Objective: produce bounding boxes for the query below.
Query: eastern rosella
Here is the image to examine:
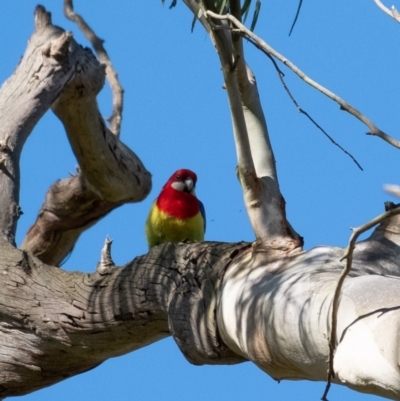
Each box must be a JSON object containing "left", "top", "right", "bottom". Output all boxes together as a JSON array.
[{"left": 145, "top": 169, "right": 206, "bottom": 249}]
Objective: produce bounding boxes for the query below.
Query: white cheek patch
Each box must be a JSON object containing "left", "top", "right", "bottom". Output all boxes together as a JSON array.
[{"left": 171, "top": 181, "right": 185, "bottom": 192}]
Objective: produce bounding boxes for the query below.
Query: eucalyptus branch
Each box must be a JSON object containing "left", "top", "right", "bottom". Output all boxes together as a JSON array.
[
  {"left": 323, "top": 204, "right": 400, "bottom": 400},
  {"left": 64, "top": 0, "right": 123, "bottom": 137},
  {"left": 373, "top": 0, "right": 400, "bottom": 22},
  {"left": 267, "top": 54, "right": 363, "bottom": 170},
  {"left": 225, "top": 0, "right": 278, "bottom": 181},
  {"left": 206, "top": 11, "right": 400, "bottom": 150},
  {"left": 201, "top": 6, "right": 255, "bottom": 177}
]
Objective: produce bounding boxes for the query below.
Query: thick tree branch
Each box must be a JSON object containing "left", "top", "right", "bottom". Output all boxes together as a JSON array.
[
  {"left": 324, "top": 202, "right": 400, "bottom": 398},
  {"left": 5, "top": 216, "right": 400, "bottom": 400},
  {"left": 217, "top": 212, "right": 400, "bottom": 401},
  {"left": 0, "top": 7, "right": 74, "bottom": 245},
  {"left": 64, "top": 0, "right": 124, "bottom": 136},
  {"left": 0, "top": 241, "right": 246, "bottom": 397},
  {"left": 229, "top": 0, "right": 278, "bottom": 181},
  {"left": 187, "top": 6, "right": 302, "bottom": 251},
  {"left": 17, "top": 7, "right": 151, "bottom": 265},
  {"left": 206, "top": 11, "right": 400, "bottom": 150}
]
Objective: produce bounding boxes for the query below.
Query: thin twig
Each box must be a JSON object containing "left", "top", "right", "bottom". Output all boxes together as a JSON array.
[
  {"left": 265, "top": 53, "right": 363, "bottom": 170},
  {"left": 206, "top": 11, "right": 400, "bottom": 150},
  {"left": 64, "top": 0, "right": 124, "bottom": 137},
  {"left": 322, "top": 204, "right": 400, "bottom": 400},
  {"left": 373, "top": 0, "right": 400, "bottom": 22}
]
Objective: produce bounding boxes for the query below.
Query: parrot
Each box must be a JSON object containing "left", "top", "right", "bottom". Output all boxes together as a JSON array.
[{"left": 145, "top": 169, "right": 206, "bottom": 249}]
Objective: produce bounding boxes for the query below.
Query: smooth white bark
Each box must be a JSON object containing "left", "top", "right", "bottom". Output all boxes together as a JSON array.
[{"left": 218, "top": 238, "right": 400, "bottom": 399}]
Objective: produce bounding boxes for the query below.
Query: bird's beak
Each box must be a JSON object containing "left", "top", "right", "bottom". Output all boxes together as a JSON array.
[{"left": 184, "top": 178, "right": 194, "bottom": 194}]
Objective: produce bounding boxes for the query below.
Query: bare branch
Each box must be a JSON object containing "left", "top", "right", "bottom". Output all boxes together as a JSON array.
[
  {"left": 229, "top": 0, "right": 279, "bottom": 181},
  {"left": 206, "top": 11, "right": 400, "bottom": 150},
  {"left": 200, "top": 5, "right": 256, "bottom": 180},
  {"left": 182, "top": 4, "right": 302, "bottom": 250},
  {"left": 267, "top": 54, "right": 363, "bottom": 170},
  {"left": 0, "top": 241, "right": 247, "bottom": 396},
  {"left": 18, "top": 10, "right": 151, "bottom": 266},
  {"left": 324, "top": 203, "right": 400, "bottom": 399},
  {"left": 0, "top": 6, "right": 75, "bottom": 244},
  {"left": 374, "top": 0, "right": 400, "bottom": 22},
  {"left": 64, "top": 0, "right": 123, "bottom": 137}
]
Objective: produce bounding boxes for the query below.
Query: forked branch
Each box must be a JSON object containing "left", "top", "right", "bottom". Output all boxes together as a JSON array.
[
  {"left": 191, "top": 3, "right": 301, "bottom": 249},
  {"left": 20, "top": 7, "right": 151, "bottom": 265}
]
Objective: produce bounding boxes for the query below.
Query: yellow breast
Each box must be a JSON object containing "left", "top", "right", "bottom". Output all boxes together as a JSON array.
[{"left": 145, "top": 203, "right": 204, "bottom": 248}]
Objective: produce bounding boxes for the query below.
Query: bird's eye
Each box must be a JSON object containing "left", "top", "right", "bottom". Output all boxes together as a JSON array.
[{"left": 176, "top": 174, "right": 181, "bottom": 180}]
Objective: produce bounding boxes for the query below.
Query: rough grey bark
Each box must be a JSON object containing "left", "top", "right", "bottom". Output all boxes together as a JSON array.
[
  {"left": 0, "top": 240, "right": 246, "bottom": 397},
  {"left": 0, "top": 11, "right": 74, "bottom": 245},
  {"left": 14, "top": 7, "right": 151, "bottom": 266}
]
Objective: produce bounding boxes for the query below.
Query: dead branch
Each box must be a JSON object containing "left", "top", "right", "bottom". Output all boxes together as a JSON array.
[
  {"left": 206, "top": 11, "right": 400, "bottom": 150},
  {"left": 64, "top": 0, "right": 123, "bottom": 137},
  {"left": 0, "top": 6, "right": 75, "bottom": 245},
  {"left": 19, "top": 7, "right": 151, "bottom": 266}
]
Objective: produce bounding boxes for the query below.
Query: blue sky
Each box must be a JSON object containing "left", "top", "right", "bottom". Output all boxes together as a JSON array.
[{"left": 1, "top": 1, "right": 399, "bottom": 400}]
